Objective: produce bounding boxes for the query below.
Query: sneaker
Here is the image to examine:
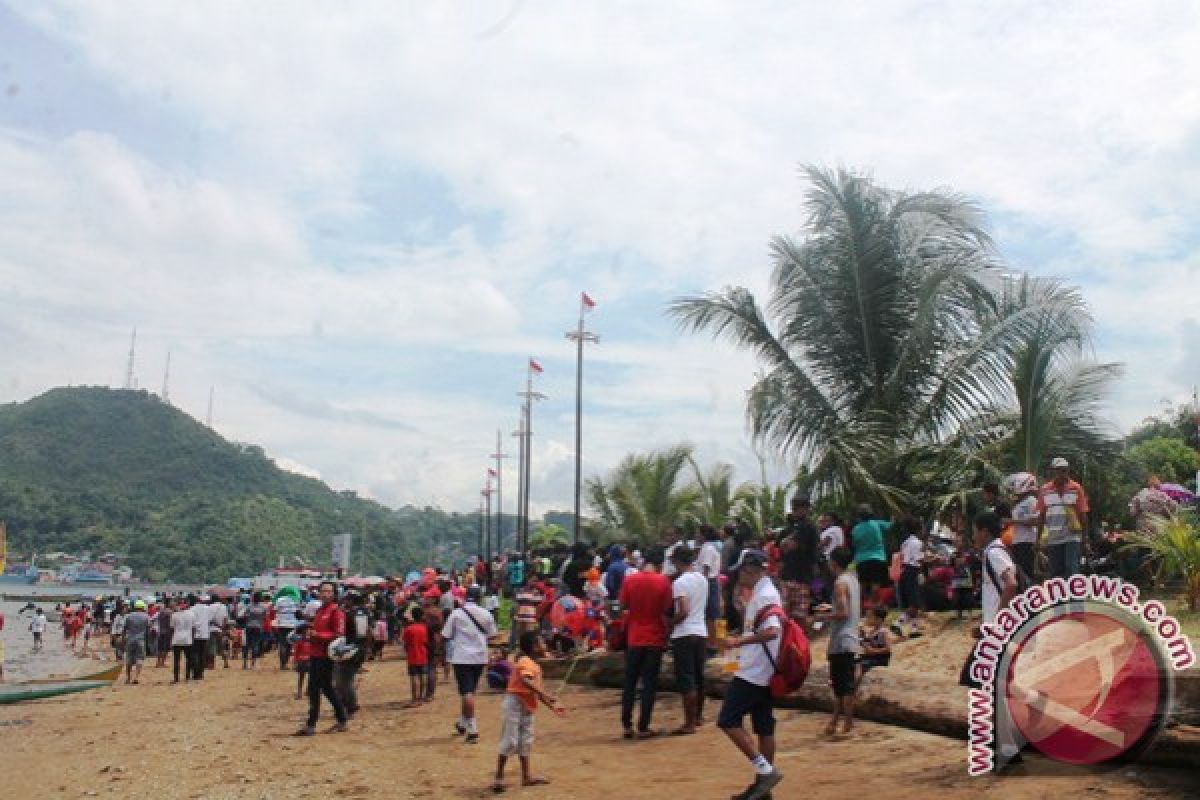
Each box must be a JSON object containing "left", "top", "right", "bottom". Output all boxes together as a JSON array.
[
  {"left": 745, "top": 771, "right": 783, "bottom": 800},
  {"left": 294, "top": 725, "right": 315, "bottom": 736},
  {"left": 465, "top": 732, "right": 480, "bottom": 744},
  {"left": 454, "top": 722, "right": 467, "bottom": 736}
]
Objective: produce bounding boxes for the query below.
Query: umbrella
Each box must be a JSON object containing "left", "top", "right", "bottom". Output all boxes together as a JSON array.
[
  {"left": 1160, "top": 483, "right": 1196, "bottom": 503},
  {"left": 273, "top": 585, "right": 303, "bottom": 603}
]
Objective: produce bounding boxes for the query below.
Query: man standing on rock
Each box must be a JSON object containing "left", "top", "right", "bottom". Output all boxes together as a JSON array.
[
  {"left": 716, "top": 549, "right": 784, "bottom": 800},
  {"left": 617, "top": 546, "right": 673, "bottom": 739},
  {"left": 297, "top": 581, "right": 349, "bottom": 735},
  {"left": 442, "top": 585, "right": 499, "bottom": 744}
]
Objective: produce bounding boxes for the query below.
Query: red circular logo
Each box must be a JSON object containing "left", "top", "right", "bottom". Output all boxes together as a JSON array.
[{"left": 1004, "top": 610, "right": 1164, "bottom": 765}]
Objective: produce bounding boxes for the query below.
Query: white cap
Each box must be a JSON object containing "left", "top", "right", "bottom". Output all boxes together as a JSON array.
[{"left": 1051, "top": 457, "right": 1069, "bottom": 469}]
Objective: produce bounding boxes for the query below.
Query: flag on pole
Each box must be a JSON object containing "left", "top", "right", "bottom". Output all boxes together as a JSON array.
[
  {"left": 581, "top": 291, "right": 596, "bottom": 312},
  {"left": 529, "top": 358, "right": 544, "bottom": 374},
  {"left": 488, "top": 468, "right": 497, "bottom": 477}
]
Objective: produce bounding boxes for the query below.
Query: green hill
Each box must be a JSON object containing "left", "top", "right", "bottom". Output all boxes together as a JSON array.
[{"left": 0, "top": 387, "right": 491, "bottom": 582}]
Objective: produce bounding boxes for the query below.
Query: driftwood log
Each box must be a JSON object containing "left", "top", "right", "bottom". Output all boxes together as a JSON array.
[{"left": 552, "top": 651, "right": 1200, "bottom": 768}]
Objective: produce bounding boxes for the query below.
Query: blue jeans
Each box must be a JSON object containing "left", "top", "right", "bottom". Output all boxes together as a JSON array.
[{"left": 1048, "top": 539, "right": 1081, "bottom": 579}]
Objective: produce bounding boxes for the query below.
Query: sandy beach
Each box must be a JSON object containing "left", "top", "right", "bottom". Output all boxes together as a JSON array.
[{"left": 2, "top": 641, "right": 1198, "bottom": 800}]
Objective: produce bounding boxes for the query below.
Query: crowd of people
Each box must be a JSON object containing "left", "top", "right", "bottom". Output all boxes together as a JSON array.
[{"left": 8, "top": 456, "right": 1186, "bottom": 798}]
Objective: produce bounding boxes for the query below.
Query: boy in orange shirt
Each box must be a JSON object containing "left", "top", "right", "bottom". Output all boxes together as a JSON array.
[{"left": 491, "top": 631, "right": 564, "bottom": 793}]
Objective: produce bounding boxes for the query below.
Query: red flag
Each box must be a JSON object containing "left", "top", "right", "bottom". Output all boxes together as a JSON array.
[
  {"left": 488, "top": 468, "right": 497, "bottom": 477},
  {"left": 529, "top": 358, "right": 544, "bottom": 374},
  {"left": 581, "top": 291, "right": 596, "bottom": 311}
]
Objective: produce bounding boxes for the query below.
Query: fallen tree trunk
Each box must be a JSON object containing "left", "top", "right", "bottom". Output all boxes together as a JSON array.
[{"left": 581, "top": 651, "right": 1199, "bottom": 767}]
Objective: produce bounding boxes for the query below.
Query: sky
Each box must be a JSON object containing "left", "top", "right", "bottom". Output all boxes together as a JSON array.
[{"left": 1, "top": 2, "right": 1198, "bottom": 515}]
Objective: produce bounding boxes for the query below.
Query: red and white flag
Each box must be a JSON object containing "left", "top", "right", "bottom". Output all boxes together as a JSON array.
[
  {"left": 529, "top": 358, "right": 544, "bottom": 374},
  {"left": 581, "top": 291, "right": 596, "bottom": 312}
]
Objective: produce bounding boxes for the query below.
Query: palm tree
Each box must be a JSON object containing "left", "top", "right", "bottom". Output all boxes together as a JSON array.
[
  {"left": 688, "top": 456, "right": 754, "bottom": 527},
  {"left": 733, "top": 482, "right": 792, "bottom": 537},
  {"left": 987, "top": 275, "right": 1122, "bottom": 473},
  {"left": 585, "top": 444, "right": 701, "bottom": 544},
  {"left": 670, "top": 166, "right": 1089, "bottom": 510},
  {"left": 1123, "top": 511, "right": 1200, "bottom": 611},
  {"left": 528, "top": 522, "right": 570, "bottom": 550}
]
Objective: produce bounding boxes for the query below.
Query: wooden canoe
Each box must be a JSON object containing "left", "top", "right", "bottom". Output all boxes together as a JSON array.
[
  {"left": 26, "top": 664, "right": 122, "bottom": 685},
  {"left": 0, "top": 679, "right": 110, "bottom": 705}
]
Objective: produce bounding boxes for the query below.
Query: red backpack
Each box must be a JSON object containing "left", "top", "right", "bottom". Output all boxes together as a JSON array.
[{"left": 752, "top": 604, "right": 811, "bottom": 698}]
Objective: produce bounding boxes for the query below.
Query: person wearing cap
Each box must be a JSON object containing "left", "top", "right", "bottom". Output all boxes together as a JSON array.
[
  {"left": 442, "top": 584, "right": 500, "bottom": 744},
  {"left": 716, "top": 548, "right": 784, "bottom": 800},
  {"left": 1037, "top": 457, "right": 1090, "bottom": 578},
  {"left": 123, "top": 599, "right": 151, "bottom": 684}
]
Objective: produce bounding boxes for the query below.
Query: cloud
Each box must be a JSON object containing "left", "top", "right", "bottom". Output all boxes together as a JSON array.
[{"left": 1, "top": 2, "right": 1198, "bottom": 513}]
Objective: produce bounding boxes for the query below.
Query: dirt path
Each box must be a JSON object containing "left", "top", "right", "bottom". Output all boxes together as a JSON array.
[{"left": 1, "top": 654, "right": 1197, "bottom": 800}]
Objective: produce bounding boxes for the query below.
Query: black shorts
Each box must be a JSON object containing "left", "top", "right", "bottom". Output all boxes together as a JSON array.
[
  {"left": 828, "top": 652, "right": 857, "bottom": 697},
  {"left": 671, "top": 635, "right": 707, "bottom": 693},
  {"left": 408, "top": 664, "right": 427, "bottom": 677},
  {"left": 717, "top": 677, "right": 775, "bottom": 736},
  {"left": 857, "top": 559, "right": 888, "bottom": 587},
  {"left": 899, "top": 565, "right": 921, "bottom": 609},
  {"left": 453, "top": 664, "right": 484, "bottom": 695},
  {"left": 705, "top": 578, "right": 721, "bottom": 621}
]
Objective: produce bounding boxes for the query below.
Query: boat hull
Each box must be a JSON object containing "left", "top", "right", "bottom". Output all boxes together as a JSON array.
[{"left": 0, "top": 680, "right": 110, "bottom": 705}]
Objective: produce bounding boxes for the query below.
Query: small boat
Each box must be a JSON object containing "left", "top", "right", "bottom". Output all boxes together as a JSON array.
[
  {"left": 26, "top": 664, "right": 122, "bottom": 685},
  {"left": 0, "top": 679, "right": 111, "bottom": 705}
]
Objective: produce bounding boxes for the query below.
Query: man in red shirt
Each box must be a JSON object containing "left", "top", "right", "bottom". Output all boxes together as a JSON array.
[
  {"left": 617, "top": 546, "right": 673, "bottom": 739},
  {"left": 296, "top": 581, "right": 349, "bottom": 735}
]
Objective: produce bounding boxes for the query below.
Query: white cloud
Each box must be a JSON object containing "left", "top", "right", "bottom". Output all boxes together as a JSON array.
[{"left": 2, "top": 2, "right": 1199, "bottom": 513}]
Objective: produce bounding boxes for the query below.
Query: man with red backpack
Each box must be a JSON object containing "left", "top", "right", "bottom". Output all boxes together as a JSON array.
[{"left": 716, "top": 549, "right": 785, "bottom": 800}]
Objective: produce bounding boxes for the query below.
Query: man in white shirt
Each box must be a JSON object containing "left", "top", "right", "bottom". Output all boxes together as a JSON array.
[
  {"left": 170, "top": 598, "right": 195, "bottom": 683},
  {"left": 189, "top": 595, "right": 210, "bottom": 680},
  {"left": 817, "top": 514, "right": 845, "bottom": 559},
  {"left": 898, "top": 518, "right": 926, "bottom": 631},
  {"left": 669, "top": 546, "right": 710, "bottom": 734},
  {"left": 716, "top": 550, "right": 784, "bottom": 800},
  {"left": 696, "top": 527, "right": 724, "bottom": 643},
  {"left": 441, "top": 585, "right": 499, "bottom": 744},
  {"left": 207, "top": 597, "right": 231, "bottom": 669},
  {"left": 975, "top": 512, "right": 1017, "bottom": 626}
]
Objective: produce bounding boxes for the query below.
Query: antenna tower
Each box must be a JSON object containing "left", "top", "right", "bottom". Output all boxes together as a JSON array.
[
  {"left": 161, "top": 351, "right": 172, "bottom": 405},
  {"left": 124, "top": 328, "right": 137, "bottom": 389},
  {"left": 206, "top": 386, "right": 214, "bottom": 427}
]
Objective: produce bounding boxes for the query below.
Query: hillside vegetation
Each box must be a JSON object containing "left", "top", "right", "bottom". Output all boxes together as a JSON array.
[{"left": 0, "top": 387, "right": 491, "bottom": 582}]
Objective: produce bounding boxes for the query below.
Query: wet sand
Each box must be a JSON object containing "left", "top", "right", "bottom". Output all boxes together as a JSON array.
[{"left": 2, "top": 648, "right": 1197, "bottom": 800}]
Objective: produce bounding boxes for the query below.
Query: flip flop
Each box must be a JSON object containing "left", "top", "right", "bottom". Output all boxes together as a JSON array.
[
  {"left": 491, "top": 781, "right": 507, "bottom": 793},
  {"left": 621, "top": 728, "right": 635, "bottom": 740},
  {"left": 522, "top": 777, "right": 550, "bottom": 786},
  {"left": 670, "top": 727, "right": 697, "bottom": 736},
  {"left": 635, "top": 730, "right": 661, "bottom": 740}
]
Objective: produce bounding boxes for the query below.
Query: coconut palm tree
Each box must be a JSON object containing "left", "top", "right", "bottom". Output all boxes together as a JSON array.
[
  {"left": 1123, "top": 511, "right": 1200, "bottom": 611},
  {"left": 688, "top": 456, "right": 754, "bottom": 527},
  {"left": 733, "top": 482, "right": 792, "bottom": 537},
  {"left": 585, "top": 444, "right": 701, "bottom": 544},
  {"left": 985, "top": 275, "right": 1122, "bottom": 473},
  {"left": 670, "top": 166, "right": 1088, "bottom": 510},
  {"left": 528, "top": 522, "right": 570, "bottom": 550}
]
